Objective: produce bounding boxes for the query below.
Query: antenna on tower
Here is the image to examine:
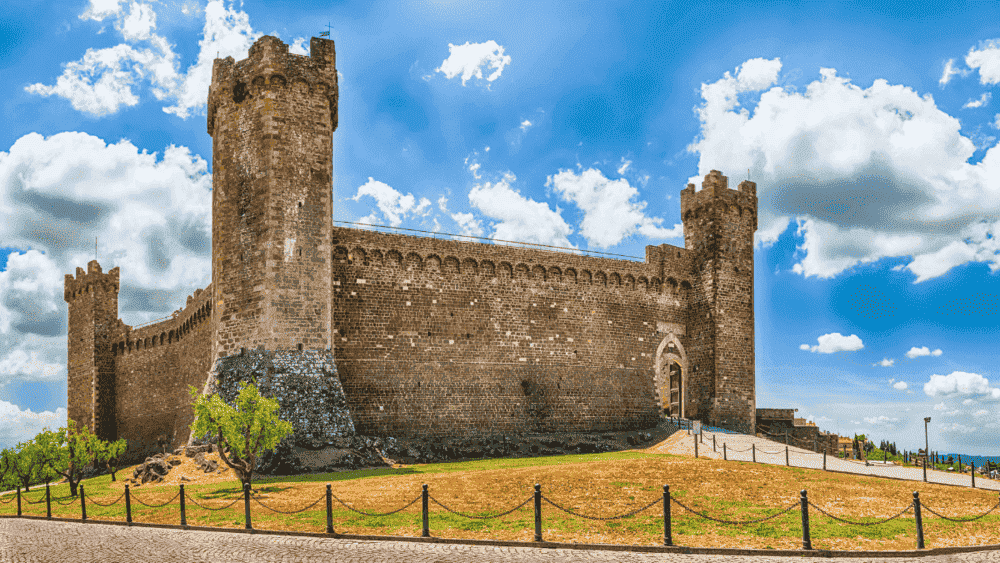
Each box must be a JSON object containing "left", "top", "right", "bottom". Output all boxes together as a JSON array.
[{"left": 319, "top": 22, "right": 332, "bottom": 37}]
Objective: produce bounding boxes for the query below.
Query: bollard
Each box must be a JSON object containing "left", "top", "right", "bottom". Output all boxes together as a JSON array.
[
  {"left": 800, "top": 490, "right": 812, "bottom": 550},
  {"left": 713, "top": 434, "right": 716, "bottom": 452},
  {"left": 663, "top": 484, "right": 672, "bottom": 546},
  {"left": 45, "top": 483, "right": 51, "bottom": 520},
  {"left": 959, "top": 455, "right": 962, "bottom": 472},
  {"left": 823, "top": 450, "right": 827, "bottom": 471},
  {"left": 244, "top": 483, "right": 252, "bottom": 531},
  {"left": 723, "top": 443, "right": 727, "bottom": 461},
  {"left": 16, "top": 487, "right": 21, "bottom": 517},
  {"left": 972, "top": 462, "right": 976, "bottom": 488},
  {"left": 179, "top": 484, "right": 186, "bottom": 527},
  {"left": 913, "top": 491, "right": 924, "bottom": 549},
  {"left": 125, "top": 484, "right": 132, "bottom": 525},
  {"left": 694, "top": 436, "right": 699, "bottom": 459},
  {"left": 80, "top": 485, "right": 87, "bottom": 522},
  {"left": 923, "top": 458, "right": 928, "bottom": 482},
  {"left": 786, "top": 446, "right": 790, "bottom": 466},
  {"left": 752, "top": 443, "right": 756, "bottom": 463},
  {"left": 422, "top": 484, "right": 429, "bottom": 537},
  {"left": 326, "top": 484, "right": 334, "bottom": 534},
  {"left": 884, "top": 449, "right": 887, "bottom": 464},
  {"left": 534, "top": 484, "right": 542, "bottom": 542}
]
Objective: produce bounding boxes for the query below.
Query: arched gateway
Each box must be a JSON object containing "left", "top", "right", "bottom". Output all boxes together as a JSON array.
[{"left": 654, "top": 334, "right": 687, "bottom": 417}]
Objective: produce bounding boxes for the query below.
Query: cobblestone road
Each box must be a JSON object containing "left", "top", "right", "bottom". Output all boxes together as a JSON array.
[{"left": 1, "top": 519, "right": 998, "bottom": 563}]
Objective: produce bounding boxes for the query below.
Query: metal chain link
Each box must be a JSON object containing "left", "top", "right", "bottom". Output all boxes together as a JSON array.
[
  {"left": 722, "top": 445, "right": 755, "bottom": 453},
  {"left": 670, "top": 497, "right": 799, "bottom": 525},
  {"left": 330, "top": 493, "right": 421, "bottom": 517},
  {"left": 0, "top": 494, "right": 16, "bottom": 504},
  {"left": 807, "top": 500, "right": 912, "bottom": 526},
  {"left": 757, "top": 449, "right": 785, "bottom": 455},
  {"left": 83, "top": 491, "right": 125, "bottom": 507},
  {"left": 429, "top": 494, "right": 533, "bottom": 520},
  {"left": 543, "top": 495, "right": 661, "bottom": 521},
  {"left": 922, "top": 500, "right": 1000, "bottom": 523},
  {"left": 250, "top": 493, "right": 325, "bottom": 515},
  {"left": 184, "top": 493, "right": 243, "bottom": 512},
  {"left": 130, "top": 490, "right": 181, "bottom": 508},
  {"left": 54, "top": 495, "right": 80, "bottom": 506},
  {"left": 21, "top": 494, "right": 48, "bottom": 505}
]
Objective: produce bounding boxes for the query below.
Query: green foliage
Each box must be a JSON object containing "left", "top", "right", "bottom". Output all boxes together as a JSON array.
[
  {"left": 34, "top": 420, "right": 106, "bottom": 496},
  {"left": 188, "top": 380, "right": 294, "bottom": 489},
  {"left": 93, "top": 438, "right": 129, "bottom": 481},
  {"left": 1, "top": 440, "right": 57, "bottom": 491}
]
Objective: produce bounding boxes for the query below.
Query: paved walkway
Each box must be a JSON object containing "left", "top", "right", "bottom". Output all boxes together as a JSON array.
[
  {"left": 648, "top": 427, "right": 1000, "bottom": 492},
  {"left": 1, "top": 519, "right": 998, "bottom": 562}
]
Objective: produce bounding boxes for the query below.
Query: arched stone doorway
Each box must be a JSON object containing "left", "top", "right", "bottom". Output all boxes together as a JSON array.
[{"left": 654, "top": 334, "right": 687, "bottom": 417}]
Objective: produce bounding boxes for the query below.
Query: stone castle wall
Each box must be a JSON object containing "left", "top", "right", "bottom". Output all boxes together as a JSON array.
[{"left": 328, "top": 227, "right": 691, "bottom": 437}]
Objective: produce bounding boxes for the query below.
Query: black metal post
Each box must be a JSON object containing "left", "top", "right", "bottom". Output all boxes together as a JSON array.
[
  {"left": 823, "top": 450, "right": 827, "bottom": 471},
  {"left": 16, "top": 487, "right": 20, "bottom": 517},
  {"left": 663, "top": 484, "right": 672, "bottom": 546},
  {"left": 534, "top": 484, "right": 542, "bottom": 542},
  {"left": 125, "top": 484, "right": 132, "bottom": 525},
  {"left": 694, "top": 435, "right": 699, "bottom": 458},
  {"left": 913, "top": 491, "right": 924, "bottom": 549},
  {"left": 752, "top": 443, "right": 756, "bottom": 463},
  {"left": 923, "top": 458, "right": 928, "bottom": 482},
  {"left": 972, "top": 462, "right": 976, "bottom": 488},
  {"left": 723, "top": 443, "right": 727, "bottom": 461},
  {"left": 326, "top": 484, "right": 334, "bottom": 534},
  {"left": 713, "top": 434, "right": 716, "bottom": 452},
  {"left": 422, "top": 484, "right": 429, "bottom": 537},
  {"left": 800, "top": 490, "right": 811, "bottom": 550},
  {"left": 243, "top": 483, "right": 252, "bottom": 531},
  {"left": 179, "top": 484, "right": 186, "bottom": 527},
  {"left": 45, "top": 483, "right": 51, "bottom": 519},
  {"left": 80, "top": 485, "right": 86, "bottom": 522},
  {"left": 786, "top": 446, "right": 790, "bottom": 466},
  {"left": 884, "top": 449, "right": 887, "bottom": 464},
  {"left": 959, "top": 454, "right": 962, "bottom": 472}
]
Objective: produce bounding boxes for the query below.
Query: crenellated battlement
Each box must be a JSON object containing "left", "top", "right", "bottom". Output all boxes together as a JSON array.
[
  {"left": 679, "top": 170, "right": 757, "bottom": 222},
  {"left": 64, "top": 260, "right": 120, "bottom": 303},
  {"left": 207, "top": 36, "right": 338, "bottom": 136}
]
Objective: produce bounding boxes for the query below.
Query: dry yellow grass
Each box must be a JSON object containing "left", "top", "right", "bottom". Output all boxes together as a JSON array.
[{"left": 60, "top": 449, "right": 998, "bottom": 552}]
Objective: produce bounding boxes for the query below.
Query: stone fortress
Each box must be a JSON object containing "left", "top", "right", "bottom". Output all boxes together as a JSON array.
[{"left": 65, "top": 35, "right": 759, "bottom": 466}]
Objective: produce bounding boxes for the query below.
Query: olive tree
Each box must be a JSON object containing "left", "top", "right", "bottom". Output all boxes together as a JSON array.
[
  {"left": 188, "top": 381, "right": 294, "bottom": 492},
  {"left": 34, "top": 420, "right": 105, "bottom": 497}
]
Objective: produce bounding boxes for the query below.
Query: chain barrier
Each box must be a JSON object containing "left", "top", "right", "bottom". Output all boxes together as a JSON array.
[
  {"left": 921, "top": 499, "right": 1000, "bottom": 523},
  {"left": 0, "top": 494, "right": 16, "bottom": 504},
  {"left": 542, "top": 495, "right": 661, "bottom": 521},
  {"left": 250, "top": 493, "right": 326, "bottom": 515},
  {"left": 21, "top": 494, "right": 48, "bottom": 505},
  {"left": 54, "top": 495, "right": 80, "bottom": 506},
  {"left": 184, "top": 494, "right": 242, "bottom": 512},
  {"left": 807, "top": 500, "right": 912, "bottom": 526},
  {"left": 429, "top": 495, "right": 533, "bottom": 520},
  {"left": 331, "top": 493, "right": 421, "bottom": 517},
  {"left": 722, "top": 445, "right": 755, "bottom": 453},
  {"left": 757, "top": 449, "right": 785, "bottom": 455},
  {"left": 671, "top": 497, "right": 799, "bottom": 525},
  {"left": 83, "top": 491, "right": 125, "bottom": 507},
  {"left": 130, "top": 490, "right": 181, "bottom": 508}
]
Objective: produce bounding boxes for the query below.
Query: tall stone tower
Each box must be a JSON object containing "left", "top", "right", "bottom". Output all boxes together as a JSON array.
[
  {"left": 207, "top": 36, "right": 338, "bottom": 360},
  {"left": 64, "top": 260, "right": 119, "bottom": 440},
  {"left": 680, "top": 170, "right": 757, "bottom": 433}
]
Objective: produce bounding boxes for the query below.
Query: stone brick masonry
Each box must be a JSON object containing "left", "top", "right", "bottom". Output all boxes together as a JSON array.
[{"left": 64, "top": 35, "right": 758, "bottom": 467}]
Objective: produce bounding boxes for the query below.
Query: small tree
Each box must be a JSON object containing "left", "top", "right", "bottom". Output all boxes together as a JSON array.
[
  {"left": 188, "top": 381, "right": 294, "bottom": 492},
  {"left": 34, "top": 420, "right": 105, "bottom": 497},
  {"left": 2, "top": 441, "right": 55, "bottom": 492},
  {"left": 94, "top": 438, "right": 129, "bottom": 482}
]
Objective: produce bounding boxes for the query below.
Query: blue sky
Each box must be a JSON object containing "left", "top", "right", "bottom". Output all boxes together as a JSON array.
[{"left": 1, "top": 0, "right": 999, "bottom": 455}]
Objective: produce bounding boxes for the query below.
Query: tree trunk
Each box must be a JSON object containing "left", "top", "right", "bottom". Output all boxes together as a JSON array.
[{"left": 69, "top": 480, "right": 78, "bottom": 497}]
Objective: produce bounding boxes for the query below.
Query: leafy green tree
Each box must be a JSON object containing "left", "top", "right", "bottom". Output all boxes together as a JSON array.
[
  {"left": 94, "top": 438, "right": 129, "bottom": 482},
  {"left": 2, "top": 441, "right": 55, "bottom": 492},
  {"left": 34, "top": 420, "right": 105, "bottom": 497},
  {"left": 188, "top": 381, "right": 294, "bottom": 491}
]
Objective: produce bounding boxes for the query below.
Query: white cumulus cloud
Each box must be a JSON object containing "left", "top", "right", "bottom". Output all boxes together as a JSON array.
[
  {"left": 966, "top": 39, "right": 1000, "bottom": 85},
  {"left": 875, "top": 358, "right": 895, "bottom": 367},
  {"left": 546, "top": 168, "right": 682, "bottom": 248},
  {"left": 520, "top": 119, "right": 532, "bottom": 132},
  {"left": 923, "top": 371, "right": 994, "bottom": 396},
  {"left": 864, "top": 415, "right": 899, "bottom": 424},
  {"left": 799, "top": 332, "right": 864, "bottom": 354},
  {"left": 906, "top": 346, "right": 943, "bottom": 358},
  {"left": 352, "top": 178, "right": 431, "bottom": 227},
  {"left": 689, "top": 58, "right": 1000, "bottom": 282},
  {"left": 79, "top": 0, "right": 125, "bottom": 22},
  {"left": 893, "top": 381, "right": 908, "bottom": 390},
  {"left": 468, "top": 173, "right": 573, "bottom": 248},
  {"left": 435, "top": 40, "right": 511, "bottom": 86},
  {"left": 963, "top": 92, "right": 992, "bottom": 109},
  {"left": 0, "top": 400, "right": 67, "bottom": 448}
]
